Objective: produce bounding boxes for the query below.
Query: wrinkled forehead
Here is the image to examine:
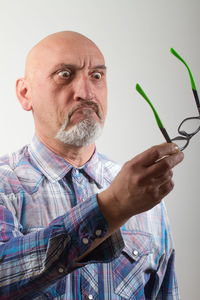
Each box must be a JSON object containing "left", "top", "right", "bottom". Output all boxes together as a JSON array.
[{"left": 25, "top": 33, "right": 105, "bottom": 77}]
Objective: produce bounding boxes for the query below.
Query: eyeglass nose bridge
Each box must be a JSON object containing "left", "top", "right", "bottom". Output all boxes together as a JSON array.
[{"left": 178, "top": 128, "right": 192, "bottom": 138}]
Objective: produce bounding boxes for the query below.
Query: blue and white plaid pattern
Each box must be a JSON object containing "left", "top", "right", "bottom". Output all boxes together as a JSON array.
[{"left": 0, "top": 135, "right": 179, "bottom": 299}]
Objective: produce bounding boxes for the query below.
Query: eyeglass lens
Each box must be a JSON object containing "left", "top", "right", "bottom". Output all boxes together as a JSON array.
[
  {"left": 171, "top": 117, "right": 200, "bottom": 150},
  {"left": 178, "top": 117, "right": 200, "bottom": 135}
]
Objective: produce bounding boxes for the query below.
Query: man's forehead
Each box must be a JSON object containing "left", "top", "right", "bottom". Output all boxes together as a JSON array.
[{"left": 25, "top": 31, "right": 105, "bottom": 75}]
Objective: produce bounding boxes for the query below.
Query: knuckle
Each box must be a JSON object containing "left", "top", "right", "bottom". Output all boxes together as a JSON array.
[
  {"left": 150, "top": 146, "right": 161, "bottom": 162},
  {"left": 166, "top": 181, "right": 173, "bottom": 192},
  {"left": 161, "top": 158, "right": 172, "bottom": 171},
  {"left": 164, "top": 171, "right": 173, "bottom": 181},
  {"left": 148, "top": 186, "right": 158, "bottom": 201},
  {"left": 161, "top": 180, "right": 174, "bottom": 196}
]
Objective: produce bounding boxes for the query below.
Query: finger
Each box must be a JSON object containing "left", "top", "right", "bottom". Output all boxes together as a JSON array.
[
  {"left": 155, "top": 151, "right": 184, "bottom": 171},
  {"left": 139, "top": 169, "right": 173, "bottom": 186},
  {"left": 155, "top": 169, "right": 173, "bottom": 179},
  {"left": 159, "top": 179, "right": 174, "bottom": 200},
  {"left": 144, "top": 151, "right": 184, "bottom": 180},
  {"left": 153, "top": 170, "right": 173, "bottom": 186},
  {"left": 133, "top": 143, "right": 180, "bottom": 167}
]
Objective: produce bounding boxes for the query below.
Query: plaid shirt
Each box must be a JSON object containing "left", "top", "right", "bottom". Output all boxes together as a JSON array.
[{"left": 0, "top": 136, "right": 179, "bottom": 299}]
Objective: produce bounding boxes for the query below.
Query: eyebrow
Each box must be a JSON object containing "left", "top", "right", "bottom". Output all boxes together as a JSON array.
[
  {"left": 91, "top": 65, "right": 107, "bottom": 70},
  {"left": 52, "top": 63, "right": 107, "bottom": 71}
]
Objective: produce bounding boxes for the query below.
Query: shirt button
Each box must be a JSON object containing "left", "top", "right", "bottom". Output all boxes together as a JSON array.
[
  {"left": 58, "top": 267, "right": 64, "bottom": 273},
  {"left": 88, "top": 295, "right": 93, "bottom": 300},
  {"left": 95, "top": 229, "right": 102, "bottom": 237},
  {"left": 82, "top": 237, "right": 89, "bottom": 245},
  {"left": 75, "top": 169, "right": 79, "bottom": 174},
  {"left": 132, "top": 249, "right": 139, "bottom": 257}
]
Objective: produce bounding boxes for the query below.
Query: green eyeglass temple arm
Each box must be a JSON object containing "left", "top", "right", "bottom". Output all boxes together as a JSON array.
[
  {"left": 136, "top": 84, "right": 171, "bottom": 143},
  {"left": 170, "top": 48, "right": 200, "bottom": 113}
]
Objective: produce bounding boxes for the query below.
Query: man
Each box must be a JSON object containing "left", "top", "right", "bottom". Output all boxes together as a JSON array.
[{"left": 0, "top": 31, "right": 183, "bottom": 299}]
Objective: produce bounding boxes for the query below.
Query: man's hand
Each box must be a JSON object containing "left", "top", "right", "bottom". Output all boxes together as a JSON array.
[
  {"left": 97, "top": 143, "right": 184, "bottom": 233},
  {"left": 78, "top": 143, "right": 183, "bottom": 262}
]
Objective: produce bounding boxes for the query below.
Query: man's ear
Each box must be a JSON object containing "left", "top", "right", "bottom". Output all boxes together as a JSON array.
[{"left": 16, "top": 78, "right": 32, "bottom": 111}]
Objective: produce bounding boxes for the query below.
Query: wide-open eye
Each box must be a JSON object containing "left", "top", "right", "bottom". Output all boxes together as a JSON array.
[
  {"left": 92, "top": 72, "right": 102, "bottom": 80},
  {"left": 58, "top": 70, "right": 71, "bottom": 79}
]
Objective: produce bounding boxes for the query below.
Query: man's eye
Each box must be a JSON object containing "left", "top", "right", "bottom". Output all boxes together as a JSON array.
[
  {"left": 92, "top": 72, "right": 102, "bottom": 80},
  {"left": 58, "top": 70, "right": 71, "bottom": 79}
]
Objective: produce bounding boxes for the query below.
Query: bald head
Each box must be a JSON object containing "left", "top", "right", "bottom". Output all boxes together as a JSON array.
[
  {"left": 16, "top": 30, "right": 107, "bottom": 152},
  {"left": 25, "top": 31, "right": 104, "bottom": 79}
]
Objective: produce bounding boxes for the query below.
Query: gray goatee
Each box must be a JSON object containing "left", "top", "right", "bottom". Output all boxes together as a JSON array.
[{"left": 56, "top": 108, "right": 103, "bottom": 147}]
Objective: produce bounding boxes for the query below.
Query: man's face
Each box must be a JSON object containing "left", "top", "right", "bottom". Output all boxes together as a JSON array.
[{"left": 25, "top": 33, "right": 107, "bottom": 146}]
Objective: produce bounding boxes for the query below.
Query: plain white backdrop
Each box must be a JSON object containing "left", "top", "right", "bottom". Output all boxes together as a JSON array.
[{"left": 0, "top": 1, "right": 199, "bottom": 298}]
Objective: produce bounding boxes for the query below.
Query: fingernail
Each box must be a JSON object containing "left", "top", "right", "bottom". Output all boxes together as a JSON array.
[{"left": 174, "top": 145, "right": 180, "bottom": 152}]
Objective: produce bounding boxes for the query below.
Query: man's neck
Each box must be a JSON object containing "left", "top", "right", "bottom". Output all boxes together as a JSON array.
[{"left": 36, "top": 133, "right": 96, "bottom": 167}]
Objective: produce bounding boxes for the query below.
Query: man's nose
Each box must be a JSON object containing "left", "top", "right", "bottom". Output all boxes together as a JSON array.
[{"left": 73, "top": 75, "right": 94, "bottom": 101}]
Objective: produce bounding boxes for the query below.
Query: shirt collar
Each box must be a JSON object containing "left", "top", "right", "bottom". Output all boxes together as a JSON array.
[
  {"left": 28, "top": 135, "right": 104, "bottom": 187},
  {"left": 83, "top": 150, "right": 104, "bottom": 188}
]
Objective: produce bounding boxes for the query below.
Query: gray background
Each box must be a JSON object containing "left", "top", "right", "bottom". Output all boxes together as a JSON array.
[{"left": 0, "top": 1, "right": 199, "bottom": 298}]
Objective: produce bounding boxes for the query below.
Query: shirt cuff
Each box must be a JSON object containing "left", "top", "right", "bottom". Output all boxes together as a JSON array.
[{"left": 62, "top": 194, "right": 124, "bottom": 267}]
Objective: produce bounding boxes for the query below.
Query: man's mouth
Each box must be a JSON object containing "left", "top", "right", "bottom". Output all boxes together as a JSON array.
[
  {"left": 73, "top": 106, "right": 96, "bottom": 114},
  {"left": 68, "top": 101, "right": 101, "bottom": 120}
]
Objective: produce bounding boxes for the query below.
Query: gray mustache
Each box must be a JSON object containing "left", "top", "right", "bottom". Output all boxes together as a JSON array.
[{"left": 68, "top": 100, "right": 102, "bottom": 119}]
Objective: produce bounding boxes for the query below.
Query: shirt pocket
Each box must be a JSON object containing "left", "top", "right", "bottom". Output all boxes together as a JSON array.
[{"left": 112, "top": 230, "right": 152, "bottom": 299}]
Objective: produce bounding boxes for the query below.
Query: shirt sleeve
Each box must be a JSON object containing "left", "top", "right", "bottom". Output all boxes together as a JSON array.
[{"left": 0, "top": 193, "right": 124, "bottom": 299}]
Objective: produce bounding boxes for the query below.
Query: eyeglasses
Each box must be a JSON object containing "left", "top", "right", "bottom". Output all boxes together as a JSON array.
[{"left": 136, "top": 48, "right": 200, "bottom": 151}]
